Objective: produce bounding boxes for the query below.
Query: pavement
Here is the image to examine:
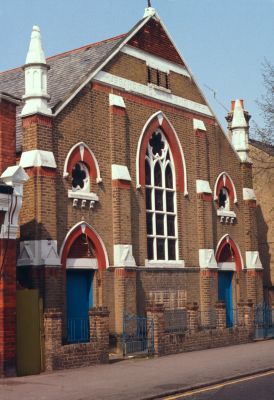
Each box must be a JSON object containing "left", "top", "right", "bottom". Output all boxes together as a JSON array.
[{"left": 1, "top": 340, "right": 273, "bottom": 400}]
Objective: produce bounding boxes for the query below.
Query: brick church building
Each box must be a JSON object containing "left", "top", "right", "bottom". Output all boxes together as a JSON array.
[{"left": 0, "top": 5, "right": 264, "bottom": 375}]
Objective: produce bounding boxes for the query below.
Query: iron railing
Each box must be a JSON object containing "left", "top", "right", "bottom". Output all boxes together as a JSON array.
[
  {"left": 123, "top": 314, "right": 154, "bottom": 355},
  {"left": 164, "top": 309, "right": 187, "bottom": 333},
  {"left": 254, "top": 303, "right": 274, "bottom": 339},
  {"left": 67, "top": 317, "right": 90, "bottom": 344},
  {"left": 198, "top": 310, "right": 217, "bottom": 330}
]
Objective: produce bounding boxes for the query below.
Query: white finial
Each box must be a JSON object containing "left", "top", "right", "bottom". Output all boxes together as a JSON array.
[
  {"left": 143, "top": 7, "right": 156, "bottom": 18},
  {"left": 25, "top": 25, "right": 46, "bottom": 65},
  {"left": 231, "top": 99, "right": 248, "bottom": 129},
  {"left": 21, "top": 25, "right": 52, "bottom": 117},
  {"left": 229, "top": 99, "right": 250, "bottom": 163},
  {"left": 144, "top": 1, "right": 156, "bottom": 18}
]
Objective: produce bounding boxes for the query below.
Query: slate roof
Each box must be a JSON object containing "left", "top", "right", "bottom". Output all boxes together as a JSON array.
[
  {"left": 0, "top": 34, "right": 126, "bottom": 151},
  {"left": 0, "top": 34, "right": 125, "bottom": 109},
  {"left": 250, "top": 138, "right": 274, "bottom": 157}
]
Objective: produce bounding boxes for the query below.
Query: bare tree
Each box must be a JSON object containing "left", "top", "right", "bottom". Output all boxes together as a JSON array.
[{"left": 252, "top": 60, "right": 274, "bottom": 146}]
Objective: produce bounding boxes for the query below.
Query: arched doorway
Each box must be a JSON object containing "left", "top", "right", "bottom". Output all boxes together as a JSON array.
[
  {"left": 216, "top": 236, "right": 243, "bottom": 327},
  {"left": 61, "top": 222, "right": 108, "bottom": 343}
]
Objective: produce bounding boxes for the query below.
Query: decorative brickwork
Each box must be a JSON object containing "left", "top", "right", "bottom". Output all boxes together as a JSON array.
[
  {"left": 129, "top": 18, "right": 185, "bottom": 66},
  {"left": 44, "top": 307, "right": 109, "bottom": 371}
]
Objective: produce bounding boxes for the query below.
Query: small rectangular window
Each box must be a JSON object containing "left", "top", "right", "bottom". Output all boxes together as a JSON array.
[
  {"left": 147, "top": 67, "right": 152, "bottom": 83},
  {"left": 147, "top": 67, "right": 170, "bottom": 90}
]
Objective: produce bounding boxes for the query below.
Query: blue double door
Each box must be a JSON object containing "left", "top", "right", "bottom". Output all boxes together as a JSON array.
[
  {"left": 67, "top": 270, "right": 94, "bottom": 343},
  {"left": 218, "top": 271, "right": 233, "bottom": 328}
]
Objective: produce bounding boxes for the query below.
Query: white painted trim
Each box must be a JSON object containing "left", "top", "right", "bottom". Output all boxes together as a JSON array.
[
  {"left": 193, "top": 118, "right": 206, "bottom": 131},
  {"left": 148, "top": 82, "right": 171, "bottom": 94},
  {"left": 53, "top": 15, "right": 153, "bottom": 116},
  {"left": 243, "top": 188, "right": 256, "bottom": 201},
  {"left": 95, "top": 71, "right": 213, "bottom": 117},
  {"left": 17, "top": 240, "right": 61, "bottom": 267},
  {"left": 136, "top": 111, "right": 188, "bottom": 196},
  {"left": 113, "top": 244, "right": 136, "bottom": 267},
  {"left": 217, "top": 262, "right": 236, "bottom": 271},
  {"left": 49, "top": 10, "right": 242, "bottom": 170},
  {"left": 213, "top": 171, "right": 238, "bottom": 203},
  {"left": 68, "top": 190, "right": 99, "bottom": 201},
  {"left": 215, "top": 234, "right": 244, "bottom": 270},
  {"left": 121, "top": 45, "right": 191, "bottom": 77},
  {"left": 199, "top": 249, "right": 217, "bottom": 269},
  {"left": 217, "top": 209, "right": 236, "bottom": 218},
  {"left": 1, "top": 166, "right": 29, "bottom": 196},
  {"left": 145, "top": 131, "right": 179, "bottom": 262},
  {"left": 59, "top": 221, "right": 109, "bottom": 268},
  {"left": 246, "top": 251, "right": 263, "bottom": 270},
  {"left": 145, "top": 259, "right": 185, "bottom": 268},
  {"left": 196, "top": 180, "right": 212, "bottom": 194},
  {"left": 66, "top": 258, "right": 98, "bottom": 269},
  {"left": 63, "top": 141, "right": 102, "bottom": 182},
  {"left": 20, "top": 150, "right": 57, "bottom": 169},
  {"left": 109, "top": 93, "right": 126, "bottom": 108},
  {"left": 111, "top": 164, "right": 131, "bottom": 181}
]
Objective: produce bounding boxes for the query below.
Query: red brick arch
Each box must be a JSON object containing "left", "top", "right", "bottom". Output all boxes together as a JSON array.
[
  {"left": 216, "top": 235, "right": 243, "bottom": 273},
  {"left": 60, "top": 222, "right": 108, "bottom": 270},
  {"left": 214, "top": 172, "right": 237, "bottom": 205},
  {"left": 137, "top": 112, "right": 187, "bottom": 193},
  {"left": 63, "top": 142, "right": 102, "bottom": 182}
]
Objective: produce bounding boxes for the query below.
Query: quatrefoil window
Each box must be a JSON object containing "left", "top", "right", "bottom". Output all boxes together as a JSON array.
[
  {"left": 71, "top": 162, "right": 90, "bottom": 192},
  {"left": 149, "top": 131, "right": 165, "bottom": 157}
]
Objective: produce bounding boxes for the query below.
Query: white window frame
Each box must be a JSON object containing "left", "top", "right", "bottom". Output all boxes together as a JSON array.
[{"left": 145, "top": 129, "right": 179, "bottom": 263}]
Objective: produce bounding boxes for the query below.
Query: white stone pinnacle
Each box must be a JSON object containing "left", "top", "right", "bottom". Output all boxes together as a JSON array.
[
  {"left": 21, "top": 25, "right": 52, "bottom": 117},
  {"left": 25, "top": 25, "right": 46, "bottom": 65},
  {"left": 230, "top": 99, "right": 250, "bottom": 162},
  {"left": 231, "top": 99, "right": 248, "bottom": 129}
]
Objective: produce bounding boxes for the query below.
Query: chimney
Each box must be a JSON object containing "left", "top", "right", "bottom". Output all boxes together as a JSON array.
[
  {"left": 226, "top": 99, "right": 251, "bottom": 163},
  {"left": 21, "top": 26, "right": 52, "bottom": 117}
]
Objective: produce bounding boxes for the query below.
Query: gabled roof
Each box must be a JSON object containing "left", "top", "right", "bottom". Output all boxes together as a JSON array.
[
  {"left": 250, "top": 138, "right": 274, "bottom": 157},
  {"left": 0, "top": 11, "right": 219, "bottom": 152}
]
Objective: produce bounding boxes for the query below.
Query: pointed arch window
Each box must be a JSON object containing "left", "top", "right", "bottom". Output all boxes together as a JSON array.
[
  {"left": 214, "top": 172, "right": 237, "bottom": 224},
  {"left": 145, "top": 129, "right": 178, "bottom": 262}
]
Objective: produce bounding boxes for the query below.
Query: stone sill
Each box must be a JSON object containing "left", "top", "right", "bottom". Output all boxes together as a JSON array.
[
  {"left": 148, "top": 82, "right": 172, "bottom": 94},
  {"left": 145, "top": 259, "right": 185, "bottom": 268}
]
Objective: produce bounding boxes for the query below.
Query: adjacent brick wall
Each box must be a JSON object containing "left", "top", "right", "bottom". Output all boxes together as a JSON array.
[
  {"left": 44, "top": 307, "right": 109, "bottom": 371},
  {"left": 0, "top": 240, "right": 17, "bottom": 377},
  {"left": 147, "top": 301, "right": 254, "bottom": 357},
  {"left": 250, "top": 143, "right": 274, "bottom": 303},
  {"left": 0, "top": 99, "right": 16, "bottom": 174}
]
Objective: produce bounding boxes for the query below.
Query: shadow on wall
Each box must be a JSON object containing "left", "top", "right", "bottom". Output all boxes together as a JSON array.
[{"left": 256, "top": 205, "right": 272, "bottom": 303}]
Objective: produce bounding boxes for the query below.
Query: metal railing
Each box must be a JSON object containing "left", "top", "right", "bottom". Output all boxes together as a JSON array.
[
  {"left": 164, "top": 309, "right": 187, "bottom": 333},
  {"left": 123, "top": 314, "right": 154, "bottom": 355},
  {"left": 198, "top": 309, "right": 217, "bottom": 330},
  {"left": 67, "top": 317, "right": 90, "bottom": 344}
]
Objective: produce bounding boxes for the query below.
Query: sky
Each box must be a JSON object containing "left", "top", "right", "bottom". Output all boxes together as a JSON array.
[{"left": 0, "top": 0, "right": 273, "bottom": 131}]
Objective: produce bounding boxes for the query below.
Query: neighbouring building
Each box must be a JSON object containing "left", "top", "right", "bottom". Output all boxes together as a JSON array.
[
  {"left": 0, "top": 5, "right": 264, "bottom": 375},
  {"left": 250, "top": 139, "right": 274, "bottom": 304}
]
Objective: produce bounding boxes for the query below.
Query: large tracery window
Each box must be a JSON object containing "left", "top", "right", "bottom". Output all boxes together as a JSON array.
[{"left": 145, "top": 129, "right": 178, "bottom": 262}]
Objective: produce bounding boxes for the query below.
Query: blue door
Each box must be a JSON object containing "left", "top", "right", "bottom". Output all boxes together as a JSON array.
[
  {"left": 218, "top": 271, "right": 233, "bottom": 327},
  {"left": 67, "top": 270, "right": 94, "bottom": 343}
]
